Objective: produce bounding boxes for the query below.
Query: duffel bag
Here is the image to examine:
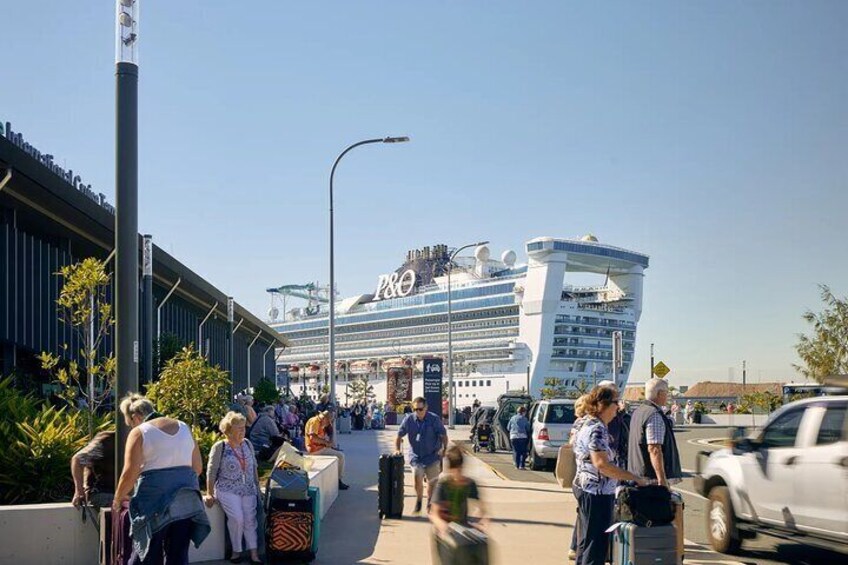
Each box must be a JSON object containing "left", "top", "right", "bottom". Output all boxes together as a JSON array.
[{"left": 615, "top": 485, "right": 674, "bottom": 527}]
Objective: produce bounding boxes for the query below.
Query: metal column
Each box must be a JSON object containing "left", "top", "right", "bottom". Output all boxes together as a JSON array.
[{"left": 141, "top": 235, "right": 153, "bottom": 385}]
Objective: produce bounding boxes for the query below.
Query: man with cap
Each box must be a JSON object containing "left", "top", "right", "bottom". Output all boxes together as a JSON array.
[{"left": 305, "top": 410, "right": 349, "bottom": 490}]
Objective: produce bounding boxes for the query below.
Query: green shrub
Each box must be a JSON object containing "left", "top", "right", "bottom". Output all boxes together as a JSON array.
[
  {"left": 192, "top": 425, "right": 222, "bottom": 490},
  {"left": 0, "top": 403, "right": 112, "bottom": 505},
  {"left": 253, "top": 377, "right": 281, "bottom": 406},
  {"left": 146, "top": 345, "right": 231, "bottom": 428}
]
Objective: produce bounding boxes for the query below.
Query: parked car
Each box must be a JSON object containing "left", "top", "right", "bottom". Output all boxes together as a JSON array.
[
  {"left": 527, "top": 399, "right": 576, "bottom": 470},
  {"left": 695, "top": 395, "right": 848, "bottom": 554}
]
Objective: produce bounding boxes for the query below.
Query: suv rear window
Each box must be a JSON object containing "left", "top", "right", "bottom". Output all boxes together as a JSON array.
[{"left": 544, "top": 404, "right": 575, "bottom": 424}]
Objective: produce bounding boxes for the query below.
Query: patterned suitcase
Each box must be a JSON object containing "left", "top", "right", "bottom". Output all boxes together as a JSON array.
[
  {"left": 266, "top": 498, "right": 315, "bottom": 563},
  {"left": 611, "top": 522, "right": 677, "bottom": 565}
]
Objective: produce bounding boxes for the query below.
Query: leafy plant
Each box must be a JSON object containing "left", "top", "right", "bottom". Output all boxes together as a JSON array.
[
  {"left": 693, "top": 401, "right": 707, "bottom": 414},
  {"left": 146, "top": 345, "right": 231, "bottom": 428},
  {"left": 794, "top": 285, "right": 848, "bottom": 384},
  {"left": 253, "top": 377, "right": 281, "bottom": 406},
  {"left": 38, "top": 257, "right": 115, "bottom": 438},
  {"left": 0, "top": 401, "right": 112, "bottom": 505},
  {"left": 192, "top": 425, "right": 222, "bottom": 489}
]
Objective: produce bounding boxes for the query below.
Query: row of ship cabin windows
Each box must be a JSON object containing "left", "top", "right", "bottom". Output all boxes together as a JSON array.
[{"left": 453, "top": 380, "right": 492, "bottom": 388}]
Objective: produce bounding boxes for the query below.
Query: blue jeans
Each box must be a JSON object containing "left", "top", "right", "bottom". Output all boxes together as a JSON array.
[
  {"left": 129, "top": 518, "right": 193, "bottom": 565},
  {"left": 511, "top": 437, "right": 529, "bottom": 468}
]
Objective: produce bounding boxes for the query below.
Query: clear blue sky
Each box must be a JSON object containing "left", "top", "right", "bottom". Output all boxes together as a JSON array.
[{"left": 3, "top": 1, "right": 847, "bottom": 386}]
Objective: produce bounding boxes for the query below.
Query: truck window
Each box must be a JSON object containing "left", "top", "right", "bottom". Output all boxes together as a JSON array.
[
  {"left": 816, "top": 405, "right": 847, "bottom": 446},
  {"left": 761, "top": 409, "right": 804, "bottom": 449},
  {"left": 544, "top": 404, "right": 576, "bottom": 424}
]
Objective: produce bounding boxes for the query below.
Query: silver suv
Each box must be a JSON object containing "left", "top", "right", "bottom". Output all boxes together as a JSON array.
[
  {"left": 527, "top": 399, "right": 576, "bottom": 470},
  {"left": 695, "top": 396, "right": 848, "bottom": 554}
]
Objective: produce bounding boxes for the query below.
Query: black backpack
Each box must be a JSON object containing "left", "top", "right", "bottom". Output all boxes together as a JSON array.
[{"left": 615, "top": 485, "right": 675, "bottom": 527}]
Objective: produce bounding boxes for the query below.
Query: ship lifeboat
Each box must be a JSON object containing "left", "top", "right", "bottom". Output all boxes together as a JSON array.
[
  {"left": 289, "top": 365, "right": 300, "bottom": 374},
  {"left": 350, "top": 360, "right": 372, "bottom": 375},
  {"left": 307, "top": 364, "right": 322, "bottom": 376}
]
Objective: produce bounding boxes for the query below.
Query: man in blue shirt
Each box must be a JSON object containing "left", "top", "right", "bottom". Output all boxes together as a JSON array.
[{"left": 395, "top": 396, "right": 448, "bottom": 513}]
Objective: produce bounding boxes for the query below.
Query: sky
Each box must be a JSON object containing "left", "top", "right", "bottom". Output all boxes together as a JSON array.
[{"left": 2, "top": 1, "right": 847, "bottom": 386}]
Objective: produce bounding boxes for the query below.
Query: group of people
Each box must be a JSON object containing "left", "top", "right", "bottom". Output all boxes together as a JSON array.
[
  {"left": 345, "top": 399, "right": 383, "bottom": 430},
  {"left": 568, "top": 377, "right": 682, "bottom": 565},
  {"left": 71, "top": 390, "right": 357, "bottom": 565}
]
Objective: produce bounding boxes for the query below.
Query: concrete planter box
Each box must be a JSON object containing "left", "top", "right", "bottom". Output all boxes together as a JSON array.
[{"left": 0, "top": 456, "right": 339, "bottom": 564}]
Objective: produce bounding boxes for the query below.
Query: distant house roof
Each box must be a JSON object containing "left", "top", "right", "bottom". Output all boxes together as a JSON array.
[{"left": 683, "top": 381, "right": 783, "bottom": 399}]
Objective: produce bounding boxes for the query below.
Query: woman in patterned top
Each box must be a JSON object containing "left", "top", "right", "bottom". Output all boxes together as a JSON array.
[
  {"left": 206, "top": 412, "right": 262, "bottom": 564},
  {"left": 572, "top": 387, "right": 650, "bottom": 565}
]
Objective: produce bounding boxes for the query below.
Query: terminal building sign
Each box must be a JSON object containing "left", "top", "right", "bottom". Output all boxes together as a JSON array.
[{"left": 0, "top": 120, "right": 115, "bottom": 215}]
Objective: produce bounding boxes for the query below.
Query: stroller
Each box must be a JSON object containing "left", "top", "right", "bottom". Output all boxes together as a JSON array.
[
  {"left": 472, "top": 422, "right": 495, "bottom": 453},
  {"left": 469, "top": 406, "right": 497, "bottom": 453}
]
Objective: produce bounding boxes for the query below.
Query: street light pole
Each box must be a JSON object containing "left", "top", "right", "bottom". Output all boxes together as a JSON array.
[
  {"left": 328, "top": 136, "right": 409, "bottom": 407},
  {"left": 650, "top": 342, "right": 655, "bottom": 379},
  {"left": 114, "top": 0, "right": 140, "bottom": 478},
  {"left": 447, "top": 240, "right": 489, "bottom": 428}
]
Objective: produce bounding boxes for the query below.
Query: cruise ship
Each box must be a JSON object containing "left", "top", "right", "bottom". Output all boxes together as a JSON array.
[{"left": 268, "top": 236, "right": 649, "bottom": 407}]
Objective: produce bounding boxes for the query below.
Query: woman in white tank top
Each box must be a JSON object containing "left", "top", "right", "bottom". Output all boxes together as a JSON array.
[{"left": 113, "top": 394, "right": 207, "bottom": 564}]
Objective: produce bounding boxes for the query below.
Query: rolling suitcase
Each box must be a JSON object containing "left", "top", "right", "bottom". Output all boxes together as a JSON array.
[
  {"left": 266, "top": 497, "right": 315, "bottom": 564},
  {"left": 671, "top": 491, "right": 685, "bottom": 564},
  {"left": 338, "top": 414, "right": 352, "bottom": 434},
  {"left": 378, "top": 453, "right": 404, "bottom": 519},
  {"left": 610, "top": 522, "right": 677, "bottom": 565},
  {"left": 435, "top": 522, "right": 489, "bottom": 565},
  {"left": 308, "top": 486, "right": 321, "bottom": 556}
]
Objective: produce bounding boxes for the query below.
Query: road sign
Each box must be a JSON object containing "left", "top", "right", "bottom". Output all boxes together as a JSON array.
[{"left": 653, "top": 361, "right": 670, "bottom": 378}]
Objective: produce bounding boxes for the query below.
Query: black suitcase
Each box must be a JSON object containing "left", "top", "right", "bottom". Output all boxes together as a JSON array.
[
  {"left": 378, "top": 453, "right": 404, "bottom": 519},
  {"left": 266, "top": 497, "right": 315, "bottom": 564}
]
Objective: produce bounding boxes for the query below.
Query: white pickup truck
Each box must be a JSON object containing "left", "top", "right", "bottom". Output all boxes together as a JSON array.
[{"left": 695, "top": 396, "right": 848, "bottom": 554}]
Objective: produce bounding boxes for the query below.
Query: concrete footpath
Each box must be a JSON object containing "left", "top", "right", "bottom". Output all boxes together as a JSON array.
[{"left": 204, "top": 426, "right": 741, "bottom": 564}]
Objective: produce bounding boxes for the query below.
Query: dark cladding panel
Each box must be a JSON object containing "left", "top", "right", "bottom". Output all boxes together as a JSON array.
[{"left": 0, "top": 220, "right": 8, "bottom": 342}]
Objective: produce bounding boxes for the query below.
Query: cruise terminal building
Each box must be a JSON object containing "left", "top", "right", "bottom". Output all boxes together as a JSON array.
[{"left": 0, "top": 120, "right": 283, "bottom": 394}]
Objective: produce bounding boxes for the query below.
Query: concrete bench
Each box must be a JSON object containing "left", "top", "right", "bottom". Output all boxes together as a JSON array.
[{"left": 0, "top": 456, "right": 339, "bottom": 565}]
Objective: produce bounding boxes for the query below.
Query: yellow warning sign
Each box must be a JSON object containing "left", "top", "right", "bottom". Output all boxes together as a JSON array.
[{"left": 653, "top": 361, "right": 670, "bottom": 378}]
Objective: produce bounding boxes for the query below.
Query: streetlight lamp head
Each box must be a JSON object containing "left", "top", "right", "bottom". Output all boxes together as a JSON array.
[
  {"left": 476, "top": 240, "right": 490, "bottom": 246},
  {"left": 382, "top": 136, "right": 410, "bottom": 143}
]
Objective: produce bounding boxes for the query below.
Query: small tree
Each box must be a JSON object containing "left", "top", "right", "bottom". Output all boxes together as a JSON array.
[
  {"left": 794, "top": 285, "right": 848, "bottom": 384},
  {"left": 146, "top": 346, "right": 231, "bottom": 428},
  {"left": 38, "top": 258, "right": 115, "bottom": 438},
  {"left": 347, "top": 376, "right": 375, "bottom": 404},
  {"left": 253, "top": 377, "right": 281, "bottom": 405}
]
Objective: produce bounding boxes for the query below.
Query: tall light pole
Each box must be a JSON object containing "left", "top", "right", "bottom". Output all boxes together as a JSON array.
[
  {"left": 328, "top": 136, "right": 409, "bottom": 406},
  {"left": 115, "top": 0, "right": 140, "bottom": 477},
  {"left": 447, "top": 240, "right": 489, "bottom": 428},
  {"left": 650, "top": 342, "right": 655, "bottom": 379}
]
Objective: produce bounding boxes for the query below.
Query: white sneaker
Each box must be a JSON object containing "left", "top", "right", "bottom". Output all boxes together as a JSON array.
[{"left": 567, "top": 549, "right": 576, "bottom": 560}]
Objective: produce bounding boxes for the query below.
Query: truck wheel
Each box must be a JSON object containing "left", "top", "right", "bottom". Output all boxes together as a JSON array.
[
  {"left": 529, "top": 446, "right": 545, "bottom": 470},
  {"left": 707, "top": 486, "right": 742, "bottom": 554}
]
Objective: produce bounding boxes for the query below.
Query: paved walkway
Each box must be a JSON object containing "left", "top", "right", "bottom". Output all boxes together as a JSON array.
[{"left": 203, "top": 426, "right": 741, "bottom": 564}]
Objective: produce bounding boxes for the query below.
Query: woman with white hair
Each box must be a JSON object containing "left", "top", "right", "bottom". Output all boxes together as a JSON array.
[
  {"left": 206, "top": 412, "right": 262, "bottom": 564},
  {"left": 113, "top": 393, "right": 209, "bottom": 564}
]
